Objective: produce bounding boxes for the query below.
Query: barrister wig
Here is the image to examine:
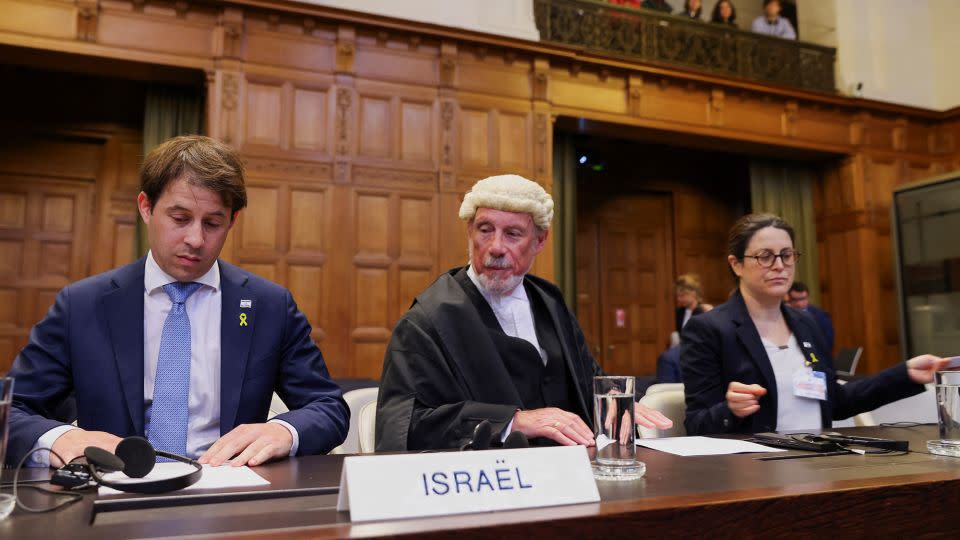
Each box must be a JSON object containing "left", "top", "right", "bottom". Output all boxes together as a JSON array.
[{"left": 458, "top": 174, "right": 554, "bottom": 230}]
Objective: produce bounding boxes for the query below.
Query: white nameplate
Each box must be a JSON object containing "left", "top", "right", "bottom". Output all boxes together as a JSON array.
[{"left": 336, "top": 446, "right": 600, "bottom": 522}]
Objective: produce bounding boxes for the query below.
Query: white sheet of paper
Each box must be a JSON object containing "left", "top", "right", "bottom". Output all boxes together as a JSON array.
[
  {"left": 637, "top": 436, "right": 786, "bottom": 456},
  {"left": 98, "top": 462, "right": 270, "bottom": 495}
]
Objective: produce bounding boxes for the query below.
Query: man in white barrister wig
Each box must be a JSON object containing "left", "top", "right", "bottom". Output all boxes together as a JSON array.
[{"left": 376, "top": 174, "right": 673, "bottom": 451}]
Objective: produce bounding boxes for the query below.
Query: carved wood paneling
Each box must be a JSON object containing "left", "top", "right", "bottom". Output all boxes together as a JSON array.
[{"left": 3, "top": 0, "right": 959, "bottom": 378}]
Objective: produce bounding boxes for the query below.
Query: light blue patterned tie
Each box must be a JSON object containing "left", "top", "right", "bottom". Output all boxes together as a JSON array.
[{"left": 148, "top": 281, "right": 202, "bottom": 457}]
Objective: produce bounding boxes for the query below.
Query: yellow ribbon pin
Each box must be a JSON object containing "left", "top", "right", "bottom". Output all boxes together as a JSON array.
[
  {"left": 807, "top": 352, "right": 819, "bottom": 367},
  {"left": 239, "top": 313, "right": 248, "bottom": 327}
]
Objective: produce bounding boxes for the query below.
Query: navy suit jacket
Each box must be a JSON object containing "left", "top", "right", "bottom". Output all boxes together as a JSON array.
[
  {"left": 6, "top": 257, "right": 349, "bottom": 466},
  {"left": 655, "top": 346, "right": 683, "bottom": 384},
  {"left": 680, "top": 290, "right": 923, "bottom": 435}
]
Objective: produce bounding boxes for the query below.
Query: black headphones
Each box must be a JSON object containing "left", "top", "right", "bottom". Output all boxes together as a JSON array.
[
  {"left": 83, "top": 436, "right": 203, "bottom": 494},
  {"left": 13, "top": 436, "right": 205, "bottom": 513}
]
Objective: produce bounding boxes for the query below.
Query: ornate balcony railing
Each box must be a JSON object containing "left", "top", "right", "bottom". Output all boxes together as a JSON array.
[{"left": 533, "top": 0, "right": 836, "bottom": 93}]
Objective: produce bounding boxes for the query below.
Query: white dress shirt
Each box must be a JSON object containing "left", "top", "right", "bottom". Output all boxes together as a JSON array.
[
  {"left": 681, "top": 308, "right": 693, "bottom": 329},
  {"left": 764, "top": 334, "right": 821, "bottom": 431},
  {"left": 467, "top": 265, "right": 546, "bottom": 364},
  {"left": 31, "top": 252, "right": 298, "bottom": 465}
]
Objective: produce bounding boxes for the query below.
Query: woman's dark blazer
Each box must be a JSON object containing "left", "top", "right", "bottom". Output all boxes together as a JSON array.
[{"left": 680, "top": 290, "right": 924, "bottom": 435}]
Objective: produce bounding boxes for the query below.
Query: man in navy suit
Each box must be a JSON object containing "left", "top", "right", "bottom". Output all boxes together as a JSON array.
[
  {"left": 785, "top": 281, "right": 835, "bottom": 352},
  {"left": 6, "top": 135, "right": 348, "bottom": 468}
]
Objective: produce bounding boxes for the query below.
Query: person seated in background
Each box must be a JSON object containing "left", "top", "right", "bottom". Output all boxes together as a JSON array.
[
  {"left": 641, "top": 0, "right": 672, "bottom": 13},
  {"left": 675, "top": 273, "right": 712, "bottom": 332},
  {"left": 656, "top": 332, "right": 683, "bottom": 384},
  {"left": 679, "top": 0, "right": 703, "bottom": 20},
  {"left": 785, "top": 281, "right": 834, "bottom": 353},
  {"left": 681, "top": 213, "right": 950, "bottom": 436},
  {"left": 6, "top": 135, "right": 349, "bottom": 468},
  {"left": 711, "top": 0, "right": 738, "bottom": 26},
  {"left": 375, "top": 175, "right": 673, "bottom": 451},
  {"left": 751, "top": 0, "right": 796, "bottom": 40}
]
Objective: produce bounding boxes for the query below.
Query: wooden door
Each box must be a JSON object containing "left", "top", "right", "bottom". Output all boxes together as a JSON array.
[
  {"left": 0, "top": 130, "right": 141, "bottom": 373},
  {"left": 579, "top": 193, "right": 674, "bottom": 375}
]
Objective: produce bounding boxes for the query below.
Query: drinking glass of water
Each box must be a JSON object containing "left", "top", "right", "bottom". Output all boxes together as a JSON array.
[
  {"left": 0, "top": 377, "right": 14, "bottom": 519},
  {"left": 929, "top": 371, "right": 960, "bottom": 457},
  {"left": 592, "top": 376, "right": 645, "bottom": 480}
]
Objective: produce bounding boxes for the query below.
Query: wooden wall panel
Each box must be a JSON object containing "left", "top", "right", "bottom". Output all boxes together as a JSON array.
[
  {"left": 292, "top": 88, "right": 329, "bottom": 153},
  {"left": 5, "top": 0, "right": 959, "bottom": 379},
  {"left": 550, "top": 70, "right": 627, "bottom": 115},
  {"left": 459, "top": 108, "right": 490, "bottom": 168},
  {"left": 288, "top": 264, "right": 324, "bottom": 333},
  {"left": 289, "top": 189, "right": 327, "bottom": 252},
  {"left": 672, "top": 191, "right": 736, "bottom": 306},
  {"left": 354, "top": 43, "right": 438, "bottom": 87},
  {"left": 0, "top": 0, "right": 75, "bottom": 40},
  {"left": 795, "top": 106, "right": 849, "bottom": 147},
  {"left": 457, "top": 51, "right": 532, "bottom": 100},
  {"left": 97, "top": 7, "right": 217, "bottom": 60},
  {"left": 239, "top": 185, "right": 280, "bottom": 252},
  {"left": 346, "top": 189, "right": 437, "bottom": 378},
  {"left": 400, "top": 101, "right": 433, "bottom": 164},
  {"left": 641, "top": 83, "right": 710, "bottom": 127},
  {"left": 242, "top": 263, "right": 276, "bottom": 282},
  {"left": 0, "top": 127, "right": 137, "bottom": 373},
  {"left": 357, "top": 96, "right": 391, "bottom": 159},
  {"left": 498, "top": 111, "right": 530, "bottom": 170},
  {"left": 722, "top": 97, "right": 785, "bottom": 138},
  {"left": 244, "top": 28, "right": 336, "bottom": 73},
  {"left": 244, "top": 81, "right": 285, "bottom": 148}
]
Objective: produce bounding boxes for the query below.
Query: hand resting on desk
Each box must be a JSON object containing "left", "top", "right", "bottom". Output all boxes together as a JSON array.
[
  {"left": 49, "top": 428, "right": 123, "bottom": 468},
  {"left": 199, "top": 422, "right": 293, "bottom": 467}
]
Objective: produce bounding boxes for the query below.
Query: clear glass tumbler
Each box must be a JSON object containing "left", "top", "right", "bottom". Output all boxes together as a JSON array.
[{"left": 592, "top": 376, "right": 645, "bottom": 480}]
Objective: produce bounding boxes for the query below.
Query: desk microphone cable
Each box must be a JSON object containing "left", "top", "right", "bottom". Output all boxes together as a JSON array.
[{"left": 12, "top": 448, "right": 88, "bottom": 513}]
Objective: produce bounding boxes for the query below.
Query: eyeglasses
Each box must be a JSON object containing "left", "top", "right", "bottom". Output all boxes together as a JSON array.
[{"left": 742, "top": 249, "right": 800, "bottom": 268}]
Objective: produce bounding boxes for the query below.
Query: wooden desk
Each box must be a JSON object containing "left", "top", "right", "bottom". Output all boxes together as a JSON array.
[{"left": 3, "top": 426, "right": 959, "bottom": 539}]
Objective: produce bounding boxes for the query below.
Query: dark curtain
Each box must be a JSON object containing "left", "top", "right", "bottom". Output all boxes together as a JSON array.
[
  {"left": 749, "top": 160, "right": 820, "bottom": 304},
  {"left": 553, "top": 133, "right": 578, "bottom": 309},
  {"left": 136, "top": 84, "right": 204, "bottom": 258}
]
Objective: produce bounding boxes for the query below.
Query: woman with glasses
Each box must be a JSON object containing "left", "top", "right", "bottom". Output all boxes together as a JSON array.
[{"left": 681, "top": 213, "right": 950, "bottom": 435}]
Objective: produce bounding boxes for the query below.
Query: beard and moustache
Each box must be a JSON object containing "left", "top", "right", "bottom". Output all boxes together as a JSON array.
[{"left": 469, "top": 244, "right": 527, "bottom": 296}]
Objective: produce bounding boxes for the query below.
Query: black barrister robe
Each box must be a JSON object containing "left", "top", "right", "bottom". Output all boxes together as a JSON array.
[{"left": 375, "top": 267, "right": 602, "bottom": 451}]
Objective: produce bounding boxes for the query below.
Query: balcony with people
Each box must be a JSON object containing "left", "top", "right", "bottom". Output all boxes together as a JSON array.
[{"left": 533, "top": 0, "right": 836, "bottom": 93}]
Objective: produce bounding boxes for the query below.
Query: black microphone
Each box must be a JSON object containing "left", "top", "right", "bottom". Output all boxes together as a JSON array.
[
  {"left": 460, "top": 420, "right": 493, "bottom": 451},
  {"left": 503, "top": 431, "right": 529, "bottom": 449},
  {"left": 84, "top": 446, "right": 125, "bottom": 473}
]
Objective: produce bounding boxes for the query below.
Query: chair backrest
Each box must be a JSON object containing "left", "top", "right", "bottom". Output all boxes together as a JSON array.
[
  {"left": 638, "top": 385, "right": 687, "bottom": 438},
  {"left": 357, "top": 400, "right": 378, "bottom": 453},
  {"left": 644, "top": 383, "right": 684, "bottom": 396},
  {"left": 328, "top": 387, "right": 379, "bottom": 455},
  {"left": 834, "top": 346, "right": 863, "bottom": 377}
]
